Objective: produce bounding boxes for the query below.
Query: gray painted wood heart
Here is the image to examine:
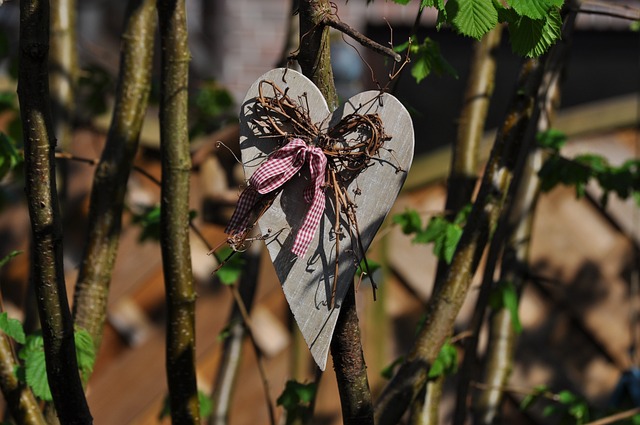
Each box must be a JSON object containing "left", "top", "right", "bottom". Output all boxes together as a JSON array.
[{"left": 236, "top": 68, "right": 414, "bottom": 370}]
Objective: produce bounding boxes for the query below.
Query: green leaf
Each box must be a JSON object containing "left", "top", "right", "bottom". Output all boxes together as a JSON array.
[
  {"left": 446, "top": 0, "right": 499, "bottom": 40},
  {"left": 409, "top": 38, "right": 458, "bottom": 83},
  {"left": 0, "top": 91, "right": 16, "bottom": 113},
  {"left": 507, "top": 7, "right": 562, "bottom": 57},
  {"left": 17, "top": 329, "right": 96, "bottom": 401},
  {"left": 198, "top": 390, "right": 213, "bottom": 420},
  {"left": 507, "top": 0, "right": 563, "bottom": 20},
  {"left": 631, "top": 21, "right": 640, "bottom": 32},
  {"left": 392, "top": 0, "right": 412, "bottom": 4},
  {"left": 356, "top": 258, "right": 381, "bottom": 280},
  {"left": 215, "top": 247, "right": 245, "bottom": 285},
  {"left": 0, "top": 132, "right": 23, "bottom": 181},
  {"left": 18, "top": 332, "right": 51, "bottom": 401},
  {"left": 217, "top": 322, "right": 233, "bottom": 342},
  {"left": 520, "top": 384, "right": 548, "bottom": 410},
  {"left": 74, "top": 328, "right": 96, "bottom": 382},
  {"left": 393, "top": 209, "right": 423, "bottom": 235},
  {"left": 543, "top": 404, "right": 558, "bottom": 417},
  {"left": 381, "top": 356, "right": 404, "bottom": 379},
  {"left": 0, "top": 312, "right": 25, "bottom": 344},
  {"left": 489, "top": 281, "right": 523, "bottom": 333},
  {"left": 428, "top": 341, "right": 458, "bottom": 378},
  {"left": 537, "top": 128, "right": 567, "bottom": 151},
  {"left": 0, "top": 250, "right": 21, "bottom": 270},
  {"left": 276, "top": 380, "right": 317, "bottom": 410},
  {"left": 159, "top": 389, "right": 212, "bottom": 420},
  {"left": 416, "top": 215, "right": 464, "bottom": 264},
  {"left": 443, "top": 224, "right": 462, "bottom": 264},
  {"left": 132, "top": 205, "right": 196, "bottom": 242},
  {"left": 131, "top": 205, "right": 162, "bottom": 242},
  {"left": 557, "top": 389, "right": 577, "bottom": 404}
]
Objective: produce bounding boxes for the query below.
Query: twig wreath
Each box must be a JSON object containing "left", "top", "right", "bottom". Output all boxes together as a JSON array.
[{"left": 219, "top": 68, "right": 414, "bottom": 369}]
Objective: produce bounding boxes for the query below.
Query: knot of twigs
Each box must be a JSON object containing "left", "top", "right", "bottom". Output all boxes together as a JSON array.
[{"left": 255, "top": 80, "right": 390, "bottom": 177}]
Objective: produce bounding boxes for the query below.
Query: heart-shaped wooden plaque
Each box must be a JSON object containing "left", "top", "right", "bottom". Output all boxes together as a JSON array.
[{"left": 238, "top": 68, "right": 414, "bottom": 370}]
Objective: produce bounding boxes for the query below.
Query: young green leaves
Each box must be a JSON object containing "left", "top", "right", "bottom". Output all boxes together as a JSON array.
[
  {"left": 394, "top": 36, "right": 458, "bottom": 83},
  {"left": 392, "top": 0, "right": 564, "bottom": 58},
  {"left": 277, "top": 380, "right": 317, "bottom": 425},
  {"left": 16, "top": 328, "right": 96, "bottom": 401},
  {"left": 393, "top": 204, "right": 471, "bottom": 264},
  {"left": 537, "top": 129, "right": 640, "bottom": 207}
]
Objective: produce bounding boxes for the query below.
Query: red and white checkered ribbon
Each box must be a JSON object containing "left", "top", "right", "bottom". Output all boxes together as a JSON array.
[{"left": 226, "top": 138, "right": 327, "bottom": 257}]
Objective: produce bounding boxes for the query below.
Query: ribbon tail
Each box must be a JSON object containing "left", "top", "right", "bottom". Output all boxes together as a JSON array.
[
  {"left": 292, "top": 149, "right": 327, "bottom": 257},
  {"left": 291, "top": 192, "right": 325, "bottom": 257},
  {"left": 225, "top": 187, "right": 259, "bottom": 235}
]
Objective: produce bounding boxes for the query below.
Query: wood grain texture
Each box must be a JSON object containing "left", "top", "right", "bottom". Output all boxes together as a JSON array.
[{"left": 239, "top": 68, "right": 414, "bottom": 369}]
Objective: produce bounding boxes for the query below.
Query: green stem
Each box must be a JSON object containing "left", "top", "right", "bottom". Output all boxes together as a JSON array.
[
  {"left": 73, "top": 0, "right": 157, "bottom": 356},
  {"left": 157, "top": 0, "right": 199, "bottom": 423},
  {"left": 18, "top": 1, "right": 92, "bottom": 423}
]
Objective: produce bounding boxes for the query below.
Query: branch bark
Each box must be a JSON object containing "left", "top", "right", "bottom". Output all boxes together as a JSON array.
[
  {"left": 298, "top": 0, "right": 338, "bottom": 111},
  {"left": 411, "top": 26, "right": 502, "bottom": 425},
  {"left": 73, "top": 0, "right": 157, "bottom": 354},
  {"left": 298, "top": 2, "right": 373, "bottom": 423},
  {"left": 157, "top": 0, "right": 199, "bottom": 423},
  {"left": 18, "top": 1, "right": 92, "bottom": 423},
  {"left": 210, "top": 243, "right": 261, "bottom": 425},
  {"left": 374, "top": 54, "right": 547, "bottom": 425}
]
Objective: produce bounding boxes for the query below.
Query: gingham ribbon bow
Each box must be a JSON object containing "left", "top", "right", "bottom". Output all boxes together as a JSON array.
[{"left": 226, "top": 138, "right": 327, "bottom": 257}]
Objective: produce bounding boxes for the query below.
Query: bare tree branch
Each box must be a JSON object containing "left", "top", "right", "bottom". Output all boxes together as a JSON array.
[
  {"left": 73, "top": 0, "right": 157, "bottom": 356},
  {"left": 18, "top": 0, "right": 92, "bottom": 423},
  {"left": 324, "top": 15, "right": 401, "bottom": 62},
  {"left": 157, "top": 0, "right": 200, "bottom": 422}
]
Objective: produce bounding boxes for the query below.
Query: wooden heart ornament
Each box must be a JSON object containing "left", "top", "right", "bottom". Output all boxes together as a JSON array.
[{"left": 230, "top": 68, "right": 414, "bottom": 370}]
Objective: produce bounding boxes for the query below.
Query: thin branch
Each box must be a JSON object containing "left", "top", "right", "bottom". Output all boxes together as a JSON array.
[
  {"left": 157, "top": 0, "right": 200, "bottom": 423},
  {"left": 324, "top": 15, "right": 401, "bottom": 62},
  {"left": 584, "top": 408, "right": 640, "bottom": 425},
  {"left": 18, "top": 0, "right": 92, "bottom": 423},
  {"left": 210, "top": 237, "right": 270, "bottom": 425},
  {"left": 578, "top": 0, "right": 640, "bottom": 21}
]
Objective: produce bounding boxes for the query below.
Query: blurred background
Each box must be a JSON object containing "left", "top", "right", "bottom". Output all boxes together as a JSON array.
[{"left": 0, "top": 0, "right": 639, "bottom": 423}]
